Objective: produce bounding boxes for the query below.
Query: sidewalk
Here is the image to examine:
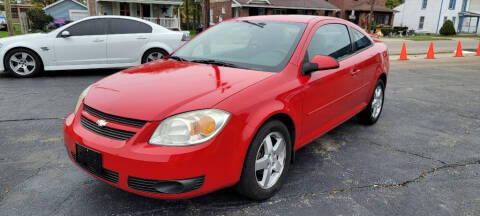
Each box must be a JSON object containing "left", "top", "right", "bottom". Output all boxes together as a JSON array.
[{"left": 381, "top": 38, "right": 479, "bottom": 55}]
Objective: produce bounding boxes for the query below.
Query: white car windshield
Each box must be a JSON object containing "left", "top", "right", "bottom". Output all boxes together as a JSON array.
[{"left": 172, "top": 21, "right": 307, "bottom": 72}]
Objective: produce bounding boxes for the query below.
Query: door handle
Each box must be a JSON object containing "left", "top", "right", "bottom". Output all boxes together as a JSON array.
[
  {"left": 351, "top": 69, "right": 361, "bottom": 76},
  {"left": 136, "top": 37, "right": 148, "bottom": 40},
  {"left": 93, "top": 39, "right": 104, "bottom": 43}
]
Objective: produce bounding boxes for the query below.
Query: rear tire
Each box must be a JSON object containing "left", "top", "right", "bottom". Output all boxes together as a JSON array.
[
  {"left": 141, "top": 48, "right": 168, "bottom": 64},
  {"left": 4, "top": 48, "right": 43, "bottom": 78},
  {"left": 235, "top": 120, "right": 292, "bottom": 200},
  {"left": 357, "top": 79, "right": 385, "bottom": 125}
]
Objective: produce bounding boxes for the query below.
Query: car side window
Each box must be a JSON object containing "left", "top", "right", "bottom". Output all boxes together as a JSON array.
[
  {"left": 109, "top": 19, "right": 152, "bottom": 34},
  {"left": 350, "top": 27, "right": 372, "bottom": 52},
  {"left": 64, "top": 19, "right": 106, "bottom": 36},
  {"left": 306, "top": 24, "right": 352, "bottom": 61}
]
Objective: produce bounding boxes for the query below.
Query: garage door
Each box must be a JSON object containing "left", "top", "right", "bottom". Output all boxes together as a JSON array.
[{"left": 69, "top": 10, "right": 89, "bottom": 21}]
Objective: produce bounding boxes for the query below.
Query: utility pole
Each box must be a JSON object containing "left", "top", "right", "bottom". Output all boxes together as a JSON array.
[
  {"left": 202, "top": 0, "right": 210, "bottom": 31},
  {"left": 5, "top": 0, "right": 15, "bottom": 36},
  {"left": 367, "top": 0, "right": 376, "bottom": 33}
]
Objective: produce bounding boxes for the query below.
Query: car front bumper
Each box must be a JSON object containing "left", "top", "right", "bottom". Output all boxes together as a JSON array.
[{"left": 63, "top": 106, "right": 245, "bottom": 199}]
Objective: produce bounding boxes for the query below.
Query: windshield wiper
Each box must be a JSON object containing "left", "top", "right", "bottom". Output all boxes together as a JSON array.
[
  {"left": 168, "top": 55, "right": 188, "bottom": 62},
  {"left": 191, "top": 59, "right": 244, "bottom": 69},
  {"left": 242, "top": 20, "right": 265, "bottom": 28}
]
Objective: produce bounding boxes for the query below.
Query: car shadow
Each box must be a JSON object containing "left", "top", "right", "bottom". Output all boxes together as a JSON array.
[{"left": 0, "top": 69, "right": 121, "bottom": 78}]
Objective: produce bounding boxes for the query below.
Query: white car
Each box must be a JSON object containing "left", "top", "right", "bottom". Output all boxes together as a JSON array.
[{"left": 0, "top": 16, "right": 188, "bottom": 77}]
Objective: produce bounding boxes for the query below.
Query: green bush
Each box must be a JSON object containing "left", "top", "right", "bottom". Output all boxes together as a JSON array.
[
  {"left": 439, "top": 20, "right": 456, "bottom": 36},
  {"left": 381, "top": 28, "right": 393, "bottom": 36},
  {"left": 393, "top": 26, "right": 408, "bottom": 35},
  {"left": 26, "top": 8, "right": 53, "bottom": 31}
]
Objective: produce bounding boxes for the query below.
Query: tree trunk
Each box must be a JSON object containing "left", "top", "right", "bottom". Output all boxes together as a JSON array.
[
  {"left": 202, "top": 0, "right": 210, "bottom": 31},
  {"left": 367, "top": 0, "right": 376, "bottom": 33},
  {"left": 5, "top": 0, "right": 15, "bottom": 36},
  {"left": 185, "top": 0, "right": 189, "bottom": 30}
]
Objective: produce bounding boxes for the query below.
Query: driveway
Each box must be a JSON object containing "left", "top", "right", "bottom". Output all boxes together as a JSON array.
[{"left": 0, "top": 57, "right": 479, "bottom": 215}]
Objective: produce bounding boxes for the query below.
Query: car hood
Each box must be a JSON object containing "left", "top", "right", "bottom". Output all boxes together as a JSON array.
[
  {"left": 84, "top": 60, "right": 275, "bottom": 121},
  {"left": 0, "top": 33, "right": 47, "bottom": 43}
]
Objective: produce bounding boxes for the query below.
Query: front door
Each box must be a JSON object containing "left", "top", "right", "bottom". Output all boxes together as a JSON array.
[
  {"left": 106, "top": 18, "right": 152, "bottom": 64},
  {"left": 54, "top": 18, "right": 107, "bottom": 66},
  {"left": 301, "top": 23, "right": 357, "bottom": 138}
]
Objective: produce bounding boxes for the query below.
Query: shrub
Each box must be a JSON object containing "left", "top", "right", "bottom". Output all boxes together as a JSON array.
[
  {"left": 26, "top": 8, "right": 53, "bottom": 31},
  {"left": 393, "top": 26, "right": 408, "bottom": 35},
  {"left": 381, "top": 28, "right": 393, "bottom": 36},
  {"left": 439, "top": 20, "right": 456, "bottom": 35}
]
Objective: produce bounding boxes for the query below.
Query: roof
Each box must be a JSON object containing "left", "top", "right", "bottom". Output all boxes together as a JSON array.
[
  {"left": 43, "top": 0, "right": 87, "bottom": 10},
  {"left": 233, "top": 15, "right": 342, "bottom": 23},
  {"left": 96, "top": 0, "right": 182, "bottom": 5},
  {"left": 348, "top": 2, "right": 394, "bottom": 12},
  {"left": 233, "top": 0, "right": 339, "bottom": 11}
]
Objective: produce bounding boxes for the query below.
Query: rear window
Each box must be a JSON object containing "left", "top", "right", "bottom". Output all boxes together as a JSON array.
[{"left": 109, "top": 18, "right": 152, "bottom": 34}]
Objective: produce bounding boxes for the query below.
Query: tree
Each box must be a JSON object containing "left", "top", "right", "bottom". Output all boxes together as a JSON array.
[
  {"left": 30, "top": 0, "right": 57, "bottom": 8},
  {"left": 439, "top": 20, "right": 456, "bottom": 35},
  {"left": 386, "top": 0, "right": 404, "bottom": 9},
  {"left": 26, "top": 8, "right": 53, "bottom": 31},
  {"left": 5, "top": 0, "right": 15, "bottom": 36}
]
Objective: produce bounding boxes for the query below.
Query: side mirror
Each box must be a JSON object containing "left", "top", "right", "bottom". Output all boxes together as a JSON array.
[
  {"left": 302, "top": 55, "right": 339, "bottom": 76},
  {"left": 60, "top": 31, "right": 71, "bottom": 38}
]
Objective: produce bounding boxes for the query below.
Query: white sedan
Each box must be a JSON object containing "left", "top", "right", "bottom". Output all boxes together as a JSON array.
[{"left": 0, "top": 16, "right": 188, "bottom": 77}]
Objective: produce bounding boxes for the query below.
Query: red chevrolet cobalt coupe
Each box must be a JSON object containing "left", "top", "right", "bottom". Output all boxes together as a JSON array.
[{"left": 64, "top": 15, "right": 388, "bottom": 200}]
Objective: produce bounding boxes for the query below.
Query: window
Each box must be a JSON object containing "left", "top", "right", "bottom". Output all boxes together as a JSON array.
[
  {"left": 64, "top": 19, "right": 106, "bottom": 36},
  {"left": 448, "top": 0, "right": 456, "bottom": 9},
  {"left": 444, "top": 16, "right": 448, "bottom": 23},
  {"left": 422, "top": 0, "right": 428, "bottom": 9},
  {"left": 109, "top": 18, "right": 152, "bottom": 34},
  {"left": 120, "top": 3, "right": 130, "bottom": 16},
  {"left": 350, "top": 27, "right": 372, "bottom": 52},
  {"left": 307, "top": 24, "right": 352, "bottom": 60},
  {"left": 418, "top": 16, "right": 425, "bottom": 29},
  {"left": 461, "top": 0, "right": 468, "bottom": 11}
]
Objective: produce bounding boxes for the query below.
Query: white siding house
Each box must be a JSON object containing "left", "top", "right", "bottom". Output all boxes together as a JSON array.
[{"left": 394, "top": 0, "right": 479, "bottom": 34}]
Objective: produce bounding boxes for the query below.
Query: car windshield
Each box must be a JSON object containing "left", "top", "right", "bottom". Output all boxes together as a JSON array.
[{"left": 172, "top": 21, "right": 307, "bottom": 72}]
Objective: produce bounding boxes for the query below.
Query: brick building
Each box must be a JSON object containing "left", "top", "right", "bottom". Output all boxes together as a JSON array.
[
  {"left": 209, "top": 0, "right": 339, "bottom": 25},
  {"left": 326, "top": 0, "right": 395, "bottom": 28}
]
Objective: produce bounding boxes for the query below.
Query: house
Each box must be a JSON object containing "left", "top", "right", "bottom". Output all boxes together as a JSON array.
[
  {"left": 44, "top": 0, "right": 89, "bottom": 21},
  {"left": 393, "top": 0, "right": 480, "bottom": 34},
  {"left": 326, "top": 0, "right": 395, "bottom": 29},
  {"left": 86, "top": 0, "right": 183, "bottom": 29},
  {"left": 209, "top": 0, "right": 340, "bottom": 25},
  {"left": 0, "top": 1, "right": 32, "bottom": 23}
]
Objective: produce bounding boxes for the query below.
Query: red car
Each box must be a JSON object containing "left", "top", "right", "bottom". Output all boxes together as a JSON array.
[{"left": 64, "top": 15, "right": 389, "bottom": 200}]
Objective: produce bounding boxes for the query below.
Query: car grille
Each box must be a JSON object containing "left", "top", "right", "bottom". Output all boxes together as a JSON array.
[
  {"left": 83, "top": 104, "right": 147, "bottom": 127},
  {"left": 71, "top": 151, "right": 119, "bottom": 183},
  {"left": 80, "top": 116, "right": 136, "bottom": 140},
  {"left": 128, "top": 176, "right": 204, "bottom": 194}
]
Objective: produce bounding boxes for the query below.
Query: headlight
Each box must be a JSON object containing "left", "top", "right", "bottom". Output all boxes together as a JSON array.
[
  {"left": 74, "top": 85, "right": 92, "bottom": 114},
  {"left": 149, "top": 109, "right": 231, "bottom": 146}
]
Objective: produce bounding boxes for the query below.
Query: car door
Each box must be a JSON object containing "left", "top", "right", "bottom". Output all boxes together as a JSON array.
[
  {"left": 106, "top": 18, "right": 152, "bottom": 64},
  {"left": 348, "top": 27, "right": 377, "bottom": 102},
  {"left": 54, "top": 18, "right": 107, "bottom": 66},
  {"left": 301, "top": 23, "right": 358, "bottom": 137}
]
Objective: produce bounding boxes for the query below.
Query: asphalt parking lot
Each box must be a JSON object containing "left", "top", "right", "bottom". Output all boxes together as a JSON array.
[{"left": 1, "top": 56, "right": 479, "bottom": 215}]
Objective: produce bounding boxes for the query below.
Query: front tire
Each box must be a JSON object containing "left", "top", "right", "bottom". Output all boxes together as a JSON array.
[
  {"left": 4, "top": 48, "right": 43, "bottom": 78},
  {"left": 141, "top": 48, "right": 168, "bottom": 64},
  {"left": 357, "top": 79, "right": 385, "bottom": 125},
  {"left": 235, "top": 120, "right": 292, "bottom": 200}
]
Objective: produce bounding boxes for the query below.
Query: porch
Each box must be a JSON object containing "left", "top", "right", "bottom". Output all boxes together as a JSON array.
[{"left": 96, "top": 0, "right": 181, "bottom": 29}]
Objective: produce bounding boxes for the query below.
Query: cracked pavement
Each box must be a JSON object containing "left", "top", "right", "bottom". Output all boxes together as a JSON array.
[{"left": 0, "top": 57, "right": 479, "bottom": 215}]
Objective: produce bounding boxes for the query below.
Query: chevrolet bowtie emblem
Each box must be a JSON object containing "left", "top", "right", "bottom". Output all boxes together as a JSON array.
[{"left": 96, "top": 119, "right": 108, "bottom": 127}]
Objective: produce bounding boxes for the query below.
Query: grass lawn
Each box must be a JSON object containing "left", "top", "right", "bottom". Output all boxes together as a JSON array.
[{"left": 0, "top": 23, "right": 22, "bottom": 38}]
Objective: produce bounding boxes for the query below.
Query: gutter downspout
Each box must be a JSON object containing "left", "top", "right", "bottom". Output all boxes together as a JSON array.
[{"left": 436, "top": 0, "right": 445, "bottom": 33}]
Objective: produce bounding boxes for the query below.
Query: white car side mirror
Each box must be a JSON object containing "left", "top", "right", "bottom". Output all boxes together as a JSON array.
[{"left": 61, "top": 31, "right": 71, "bottom": 38}]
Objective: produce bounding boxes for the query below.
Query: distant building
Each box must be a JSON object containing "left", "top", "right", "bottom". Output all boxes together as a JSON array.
[
  {"left": 86, "top": 0, "right": 183, "bottom": 29},
  {"left": 44, "top": 0, "right": 88, "bottom": 21},
  {"left": 326, "top": 0, "right": 396, "bottom": 29},
  {"left": 394, "top": 0, "right": 479, "bottom": 34},
  {"left": 209, "top": 0, "right": 340, "bottom": 25},
  {"left": 0, "top": 1, "right": 32, "bottom": 23}
]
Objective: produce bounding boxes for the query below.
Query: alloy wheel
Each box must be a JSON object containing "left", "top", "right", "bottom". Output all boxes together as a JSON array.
[
  {"left": 371, "top": 85, "right": 383, "bottom": 119},
  {"left": 255, "top": 132, "right": 286, "bottom": 189},
  {"left": 9, "top": 52, "right": 36, "bottom": 75},
  {"left": 146, "top": 52, "right": 164, "bottom": 62}
]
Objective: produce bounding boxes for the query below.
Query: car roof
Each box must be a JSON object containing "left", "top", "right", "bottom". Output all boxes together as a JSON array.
[{"left": 232, "top": 15, "right": 341, "bottom": 24}]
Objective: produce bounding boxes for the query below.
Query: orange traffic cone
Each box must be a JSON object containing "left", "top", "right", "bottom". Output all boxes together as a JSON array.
[
  {"left": 454, "top": 41, "right": 463, "bottom": 57},
  {"left": 399, "top": 42, "right": 408, "bottom": 60},
  {"left": 476, "top": 41, "right": 480, "bottom": 56},
  {"left": 426, "top": 42, "right": 435, "bottom": 59}
]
